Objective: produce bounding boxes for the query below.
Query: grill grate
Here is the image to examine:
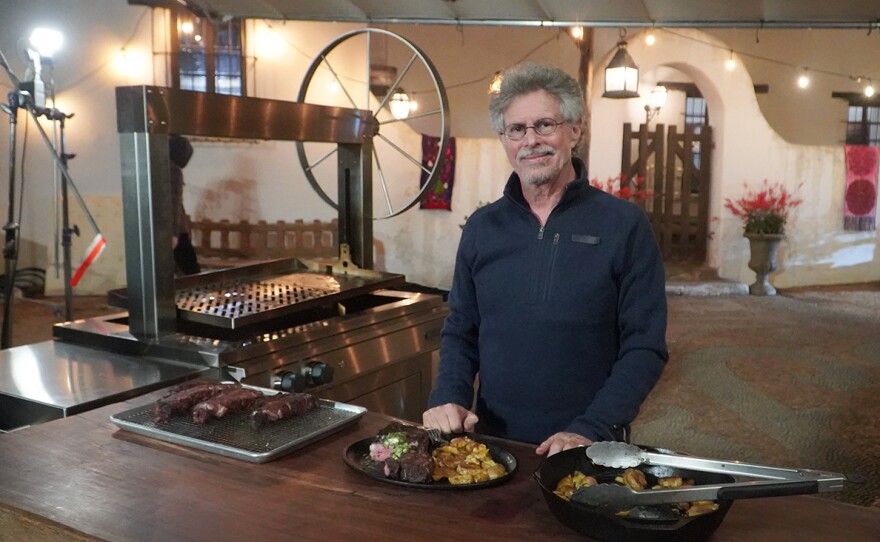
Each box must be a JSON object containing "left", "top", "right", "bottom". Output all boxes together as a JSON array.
[
  {"left": 171, "top": 268, "right": 404, "bottom": 329},
  {"left": 111, "top": 399, "right": 365, "bottom": 462},
  {"left": 176, "top": 273, "right": 343, "bottom": 319}
]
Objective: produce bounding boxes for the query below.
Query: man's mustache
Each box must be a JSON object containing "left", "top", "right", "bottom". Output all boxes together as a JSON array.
[{"left": 517, "top": 146, "right": 556, "bottom": 160}]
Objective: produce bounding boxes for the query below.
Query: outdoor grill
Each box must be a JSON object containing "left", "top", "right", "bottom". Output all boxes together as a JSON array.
[{"left": 52, "top": 86, "right": 449, "bottom": 424}]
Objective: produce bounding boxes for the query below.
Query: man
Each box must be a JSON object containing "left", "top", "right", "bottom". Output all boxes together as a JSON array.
[
  {"left": 169, "top": 135, "right": 201, "bottom": 275},
  {"left": 422, "top": 62, "right": 668, "bottom": 457}
]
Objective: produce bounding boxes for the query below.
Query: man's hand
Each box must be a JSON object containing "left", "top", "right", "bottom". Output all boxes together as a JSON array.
[
  {"left": 422, "top": 403, "right": 479, "bottom": 435},
  {"left": 535, "top": 432, "right": 593, "bottom": 457}
]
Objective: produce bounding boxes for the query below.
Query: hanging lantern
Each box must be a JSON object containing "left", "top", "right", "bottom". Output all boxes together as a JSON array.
[
  {"left": 603, "top": 32, "right": 639, "bottom": 99},
  {"left": 389, "top": 88, "right": 411, "bottom": 120}
]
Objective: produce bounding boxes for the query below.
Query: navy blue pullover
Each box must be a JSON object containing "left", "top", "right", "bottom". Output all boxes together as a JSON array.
[{"left": 428, "top": 158, "right": 668, "bottom": 444}]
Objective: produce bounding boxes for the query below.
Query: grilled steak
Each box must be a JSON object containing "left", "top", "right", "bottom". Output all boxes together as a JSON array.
[
  {"left": 192, "top": 387, "right": 265, "bottom": 425},
  {"left": 249, "top": 392, "right": 319, "bottom": 429},
  {"left": 398, "top": 449, "right": 434, "bottom": 483},
  {"left": 152, "top": 382, "right": 239, "bottom": 423},
  {"left": 161, "top": 379, "right": 220, "bottom": 398},
  {"left": 365, "top": 422, "right": 434, "bottom": 483}
]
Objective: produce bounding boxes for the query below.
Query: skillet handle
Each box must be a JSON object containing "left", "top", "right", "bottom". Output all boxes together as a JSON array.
[{"left": 717, "top": 480, "right": 818, "bottom": 500}]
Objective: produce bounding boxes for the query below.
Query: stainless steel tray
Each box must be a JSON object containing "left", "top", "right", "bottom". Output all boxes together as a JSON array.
[{"left": 110, "top": 390, "right": 366, "bottom": 463}]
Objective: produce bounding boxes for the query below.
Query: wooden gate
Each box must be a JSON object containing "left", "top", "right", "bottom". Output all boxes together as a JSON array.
[{"left": 621, "top": 123, "right": 713, "bottom": 262}]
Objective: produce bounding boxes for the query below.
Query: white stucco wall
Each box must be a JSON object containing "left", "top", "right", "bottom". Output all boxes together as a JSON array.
[{"left": 589, "top": 28, "right": 879, "bottom": 288}]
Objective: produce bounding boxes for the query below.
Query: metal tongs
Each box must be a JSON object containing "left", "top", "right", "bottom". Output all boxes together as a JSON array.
[{"left": 572, "top": 441, "right": 848, "bottom": 508}]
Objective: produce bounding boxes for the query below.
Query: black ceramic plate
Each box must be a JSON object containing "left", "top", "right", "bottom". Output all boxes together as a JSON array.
[{"left": 343, "top": 436, "right": 517, "bottom": 489}]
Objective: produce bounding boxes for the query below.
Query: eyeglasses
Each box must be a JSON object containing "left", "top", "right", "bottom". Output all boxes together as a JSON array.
[{"left": 501, "top": 118, "right": 566, "bottom": 140}]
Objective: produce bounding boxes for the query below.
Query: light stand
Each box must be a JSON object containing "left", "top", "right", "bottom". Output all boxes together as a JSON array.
[
  {"left": 47, "top": 106, "right": 77, "bottom": 321},
  {"left": 0, "top": 46, "right": 102, "bottom": 349},
  {"left": 1, "top": 89, "right": 22, "bottom": 349}
]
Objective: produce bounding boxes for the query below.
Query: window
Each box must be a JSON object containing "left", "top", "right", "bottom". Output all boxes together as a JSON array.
[
  {"left": 684, "top": 95, "right": 708, "bottom": 193},
  {"left": 846, "top": 105, "right": 880, "bottom": 146},
  {"left": 170, "top": 11, "right": 245, "bottom": 96},
  {"left": 832, "top": 92, "right": 880, "bottom": 146},
  {"left": 684, "top": 96, "right": 708, "bottom": 128}
]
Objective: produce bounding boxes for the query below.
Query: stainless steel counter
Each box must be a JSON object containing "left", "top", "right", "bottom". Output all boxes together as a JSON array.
[{"left": 0, "top": 340, "right": 206, "bottom": 431}]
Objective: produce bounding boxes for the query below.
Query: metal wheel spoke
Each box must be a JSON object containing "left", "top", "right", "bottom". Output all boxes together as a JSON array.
[
  {"left": 374, "top": 53, "right": 418, "bottom": 116},
  {"left": 377, "top": 132, "right": 432, "bottom": 175},
  {"left": 372, "top": 147, "right": 395, "bottom": 216},
  {"left": 305, "top": 146, "right": 338, "bottom": 173},
  {"left": 365, "top": 32, "right": 372, "bottom": 107},
  {"left": 320, "top": 54, "right": 359, "bottom": 110},
  {"left": 378, "top": 108, "right": 442, "bottom": 125}
]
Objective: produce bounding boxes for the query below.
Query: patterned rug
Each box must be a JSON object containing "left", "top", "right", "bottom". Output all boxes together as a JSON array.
[{"left": 634, "top": 292, "right": 880, "bottom": 507}]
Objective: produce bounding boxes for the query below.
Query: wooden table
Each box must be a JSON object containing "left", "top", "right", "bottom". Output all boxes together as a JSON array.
[{"left": 1, "top": 392, "right": 878, "bottom": 542}]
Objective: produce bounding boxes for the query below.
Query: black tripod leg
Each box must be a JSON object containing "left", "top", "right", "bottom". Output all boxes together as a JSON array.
[{"left": 1, "top": 91, "right": 20, "bottom": 349}]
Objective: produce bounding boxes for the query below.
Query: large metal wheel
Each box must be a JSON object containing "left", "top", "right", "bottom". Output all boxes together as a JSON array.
[{"left": 296, "top": 28, "right": 450, "bottom": 219}]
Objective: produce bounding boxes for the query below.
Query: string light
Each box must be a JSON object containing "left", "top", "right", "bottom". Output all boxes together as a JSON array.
[
  {"left": 659, "top": 28, "right": 880, "bottom": 97},
  {"left": 488, "top": 71, "right": 503, "bottom": 94},
  {"left": 645, "top": 30, "right": 656, "bottom": 46},
  {"left": 570, "top": 26, "right": 584, "bottom": 40},
  {"left": 797, "top": 69, "right": 810, "bottom": 89},
  {"left": 725, "top": 50, "right": 735, "bottom": 71}
]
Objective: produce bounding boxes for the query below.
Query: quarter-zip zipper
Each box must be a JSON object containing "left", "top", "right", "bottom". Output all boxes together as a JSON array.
[{"left": 543, "top": 233, "right": 561, "bottom": 300}]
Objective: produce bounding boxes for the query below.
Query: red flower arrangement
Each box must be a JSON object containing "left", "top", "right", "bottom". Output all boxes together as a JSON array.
[
  {"left": 590, "top": 174, "right": 652, "bottom": 203},
  {"left": 724, "top": 180, "right": 803, "bottom": 235}
]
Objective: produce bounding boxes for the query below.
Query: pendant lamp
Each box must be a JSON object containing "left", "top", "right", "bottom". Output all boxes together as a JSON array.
[{"left": 603, "top": 30, "right": 639, "bottom": 99}]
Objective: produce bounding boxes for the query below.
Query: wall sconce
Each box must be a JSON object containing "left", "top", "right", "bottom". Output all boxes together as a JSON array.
[
  {"left": 389, "top": 88, "right": 411, "bottom": 120},
  {"left": 603, "top": 30, "right": 639, "bottom": 99},
  {"left": 644, "top": 85, "right": 668, "bottom": 123}
]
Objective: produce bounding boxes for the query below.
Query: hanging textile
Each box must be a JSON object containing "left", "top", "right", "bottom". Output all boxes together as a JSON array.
[
  {"left": 844, "top": 145, "right": 878, "bottom": 231},
  {"left": 419, "top": 135, "right": 455, "bottom": 211}
]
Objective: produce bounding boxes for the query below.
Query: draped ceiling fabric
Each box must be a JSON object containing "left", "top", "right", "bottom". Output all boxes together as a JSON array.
[
  {"left": 419, "top": 134, "right": 455, "bottom": 211},
  {"left": 844, "top": 145, "right": 878, "bottom": 231}
]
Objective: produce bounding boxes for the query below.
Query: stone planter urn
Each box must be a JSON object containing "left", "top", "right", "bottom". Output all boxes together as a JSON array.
[{"left": 745, "top": 233, "right": 785, "bottom": 295}]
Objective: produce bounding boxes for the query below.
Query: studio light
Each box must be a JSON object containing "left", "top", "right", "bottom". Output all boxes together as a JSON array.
[
  {"left": 603, "top": 31, "right": 639, "bottom": 99},
  {"left": 29, "top": 28, "right": 63, "bottom": 59}
]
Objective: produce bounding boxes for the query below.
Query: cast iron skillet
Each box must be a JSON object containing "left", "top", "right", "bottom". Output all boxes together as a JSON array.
[{"left": 534, "top": 445, "right": 736, "bottom": 542}]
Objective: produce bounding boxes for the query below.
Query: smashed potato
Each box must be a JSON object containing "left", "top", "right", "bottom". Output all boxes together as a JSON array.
[
  {"left": 555, "top": 467, "right": 719, "bottom": 517},
  {"left": 431, "top": 437, "right": 507, "bottom": 485},
  {"left": 616, "top": 468, "right": 648, "bottom": 491},
  {"left": 554, "top": 470, "right": 598, "bottom": 500}
]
